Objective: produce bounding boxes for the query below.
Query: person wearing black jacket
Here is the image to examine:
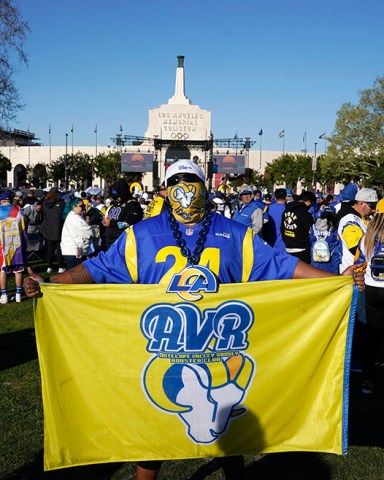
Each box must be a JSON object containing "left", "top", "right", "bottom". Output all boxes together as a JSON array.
[
  {"left": 102, "top": 179, "right": 144, "bottom": 250},
  {"left": 281, "top": 191, "right": 316, "bottom": 263},
  {"left": 40, "top": 187, "right": 66, "bottom": 273}
]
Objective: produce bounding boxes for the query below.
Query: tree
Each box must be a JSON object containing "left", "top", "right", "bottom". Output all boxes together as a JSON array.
[
  {"left": 48, "top": 159, "right": 65, "bottom": 186},
  {"left": 324, "top": 76, "right": 384, "bottom": 189},
  {"left": 0, "top": 151, "right": 11, "bottom": 177},
  {"left": 0, "top": 0, "right": 30, "bottom": 122},
  {"left": 67, "top": 152, "right": 94, "bottom": 189},
  {"left": 264, "top": 154, "right": 300, "bottom": 190},
  {"left": 49, "top": 152, "right": 94, "bottom": 189},
  {"left": 94, "top": 152, "right": 122, "bottom": 185},
  {"left": 94, "top": 151, "right": 144, "bottom": 189},
  {"left": 227, "top": 168, "right": 271, "bottom": 191}
]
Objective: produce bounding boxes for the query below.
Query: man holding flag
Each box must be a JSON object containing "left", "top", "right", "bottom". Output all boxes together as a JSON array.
[{"left": 25, "top": 160, "right": 364, "bottom": 480}]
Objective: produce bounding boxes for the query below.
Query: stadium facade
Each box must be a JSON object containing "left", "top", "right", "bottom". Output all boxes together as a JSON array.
[{"left": 0, "top": 56, "right": 311, "bottom": 191}]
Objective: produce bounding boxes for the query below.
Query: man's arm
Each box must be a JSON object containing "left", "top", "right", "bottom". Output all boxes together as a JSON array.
[
  {"left": 293, "top": 259, "right": 365, "bottom": 290},
  {"left": 251, "top": 208, "right": 263, "bottom": 234},
  {"left": 23, "top": 264, "right": 94, "bottom": 298}
]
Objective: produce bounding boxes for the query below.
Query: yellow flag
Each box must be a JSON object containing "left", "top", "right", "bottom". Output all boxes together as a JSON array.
[{"left": 34, "top": 276, "right": 357, "bottom": 471}]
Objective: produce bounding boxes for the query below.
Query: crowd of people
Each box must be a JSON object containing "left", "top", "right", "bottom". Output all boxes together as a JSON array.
[
  {"left": 21, "top": 160, "right": 371, "bottom": 480},
  {"left": 211, "top": 181, "right": 384, "bottom": 398},
  {"left": 0, "top": 180, "right": 144, "bottom": 303},
  {"left": 2, "top": 174, "right": 383, "bottom": 399},
  {"left": 2, "top": 175, "right": 383, "bottom": 377}
]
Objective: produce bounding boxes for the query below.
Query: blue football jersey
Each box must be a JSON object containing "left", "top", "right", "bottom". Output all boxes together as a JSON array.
[{"left": 84, "top": 212, "right": 298, "bottom": 285}]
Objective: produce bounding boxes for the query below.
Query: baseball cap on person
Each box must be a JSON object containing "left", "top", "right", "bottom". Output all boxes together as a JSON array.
[
  {"left": 239, "top": 185, "right": 253, "bottom": 196},
  {"left": 0, "top": 191, "right": 13, "bottom": 201},
  {"left": 341, "top": 183, "right": 358, "bottom": 201},
  {"left": 375, "top": 198, "right": 384, "bottom": 214},
  {"left": 165, "top": 160, "right": 205, "bottom": 187},
  {"left": 355, "top": 188, "right": 378, "bottom": 203}
]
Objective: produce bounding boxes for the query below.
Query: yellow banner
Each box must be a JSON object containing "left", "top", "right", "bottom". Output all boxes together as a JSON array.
[{"left": 34, "top": 276, "right": 357, "bottom": 471}]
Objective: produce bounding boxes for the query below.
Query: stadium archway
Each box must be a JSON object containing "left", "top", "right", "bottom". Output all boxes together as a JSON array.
[
  {"left": 32, "top": 163, "right": 48, "bottom": 189},
  {"left": 13, "top": 164, "right": 27, "bottom": 187}
]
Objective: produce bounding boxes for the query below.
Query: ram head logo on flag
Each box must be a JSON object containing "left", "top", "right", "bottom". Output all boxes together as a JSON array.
[{"left": 34, "top": 276, "right": 357, "bottom": 471}]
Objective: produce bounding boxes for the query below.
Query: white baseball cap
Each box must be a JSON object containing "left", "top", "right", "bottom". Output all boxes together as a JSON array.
[
  {"left": 355, "top": 188, "right": 378, "bottom": 203},
  {"left": 165, "top": 160, "right": 205, "bottom": 187}
]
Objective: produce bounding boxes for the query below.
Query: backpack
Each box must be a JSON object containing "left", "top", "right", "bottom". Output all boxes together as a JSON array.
[
  {"left": 370, "top": 242, "right": 384, "bottom": 281},
  {"left": 311, "top": 230, "right": 331, "bottom": 263}
]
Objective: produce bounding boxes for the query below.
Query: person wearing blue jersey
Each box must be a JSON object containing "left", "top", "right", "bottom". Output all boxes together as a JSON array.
[
  {"left": 24, "top": 160, "right": 365, "bottom": 480},
  {"left": 265, "top": 188, "right": 287, "bottom": 252}
]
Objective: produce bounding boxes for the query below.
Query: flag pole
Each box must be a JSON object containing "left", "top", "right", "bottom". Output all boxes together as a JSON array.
[
  {"left": 279, "top": 130, "right": 285, "bottom": 155},
  {"left": 95, "top": 124, "right": 98, "bottom": 157},
  {"left": 319, "top": 133, "right": 327, "bottom": 154},
  {"left": 49, "top": 125, "right": 51, "bottom": 162}
]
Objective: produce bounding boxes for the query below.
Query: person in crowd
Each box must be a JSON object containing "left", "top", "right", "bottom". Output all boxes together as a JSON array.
[
  {"left": 252, "top": 188, "right": 262, "bottom": 202},
  {"left": 310, "top": 208, "right": 340, "bottom": 273},
  {"left": 102, "top": 179, "right": 144, "bottom": 249},
  {"left": 93, "top": 195, "right": 106, "bottom": 214},
  {"left": 253, "top": 189, "right": 269, "bottom": 223},
  {"left": 23, "top": 200, "right": 44, "bottom": 256},
  {"left": 85, "top": 207, "right": 104, "bottom": 257},
  {"left": 263, "top": 193, "right": 272, "bottom": 205},
  {"left": 0, "top": 191, "right": 26, "bottom": 303},
  {"left": 81, "top": 191, "right": 90, "bottom": 209},
  {"left": 88, "top": 195, "right": 97, "bottom": 207},
  {"left": 233, "top": 184, "right": 264, "bottom": 235},
  {"left": 61, "top": 196, "right": 93, "bottom": 269},
  {"left": 281, "top": 191, "right": 316, "bottom": 263},
  {"left": 40, "top": 187, "right": 66, "bottom": 273},
  {"left": 143, "top": 182, "right": 167, "bottom": 219},
  {"left": 13, "top": 191, "right": 23, "bottom": 207},
  {"left": 25, "top": 160, "right": 364, "bottom": 480},
  {"left": 22, "top": 189, "right": 38, "bottom": 207},
  {"left": 309, "top": 192, "right": 323, "bottom": 218},
  {"left": 329, "top": 193, "right": 341, "bottom": 211},
  {"left": 286, "top": 189, "right": 294, "bottom": 203},
  {"left": 211, "top": 191, "right": 231, "bottom": 218},
  {"left": 334, "top": 183, "right": 358, "bottom": 213},
  {"left": 337, "top": 187, "right": 378, "bottom": 371},
  {"left": 265, "top": 188, "right": 287, "bottom": 252},
  {"left": 356, "top": 198, "right": 384, "bottom": 394},
  {"left": 337, "top": 188, "right": 378, "bottom": 274}
]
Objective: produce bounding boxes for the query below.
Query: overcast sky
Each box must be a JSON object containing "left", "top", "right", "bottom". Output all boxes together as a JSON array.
[{"left": 11, "top": 0, "right": 384, "bottom": 153}]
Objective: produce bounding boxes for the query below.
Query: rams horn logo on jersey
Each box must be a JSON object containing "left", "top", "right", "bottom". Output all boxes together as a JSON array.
[{"left": 167, "top": 266, "right": 218, "bottom": 301}]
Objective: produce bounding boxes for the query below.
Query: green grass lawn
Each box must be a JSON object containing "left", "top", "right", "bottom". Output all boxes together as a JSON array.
[{"left": 1, "top": 262, "right": 384, "bottom": 479}]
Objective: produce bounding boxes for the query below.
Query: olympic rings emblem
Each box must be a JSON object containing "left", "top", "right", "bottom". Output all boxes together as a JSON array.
[{"left": 171, "top": 133, "right": 189, "bottom": 140}]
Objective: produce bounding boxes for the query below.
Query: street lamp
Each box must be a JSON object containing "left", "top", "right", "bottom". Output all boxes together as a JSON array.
[
  {"left": 312, "top": 142, "right": 318, "bottom": 192},
  {"left": 65, "top": 133, "right": 68, "bottom": 191}
]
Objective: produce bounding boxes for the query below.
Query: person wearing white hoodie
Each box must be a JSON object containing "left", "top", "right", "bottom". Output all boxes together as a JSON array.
[{"left": 61, "top": 195, "right": 92, "bottom": 269}]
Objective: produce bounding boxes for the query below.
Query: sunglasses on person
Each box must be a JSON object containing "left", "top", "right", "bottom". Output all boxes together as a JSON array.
[
  {"left": 365, "top": 202, "right": 376, "bottom": 210},
  {"left": 167, "top": 173, "right": 203, "bottom": 187}
]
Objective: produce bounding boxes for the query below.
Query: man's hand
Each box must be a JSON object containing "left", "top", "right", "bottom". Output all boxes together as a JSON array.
[
  {"left": 341, "top": 264, "right": 366, "bottom": 291},
  {"left": 23, "top": 267, "right": 44, "bottom": 298}
]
